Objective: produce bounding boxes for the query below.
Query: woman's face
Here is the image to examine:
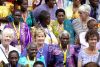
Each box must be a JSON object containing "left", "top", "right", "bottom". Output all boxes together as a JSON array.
[
  {"left": 79, "top": 11, "right": 88, "bottom": 20},
  {"left": 36, "top": 32, "right": 45, "bottom": 45},
  {"left": 88, "top": 36, "right": 98, "bottom": 47},
  {"left": 57, "top": 12, "right": 65, "bottom": 23},
  {"left": 2, "top": 33, "right": 13, "bottom": 46}
]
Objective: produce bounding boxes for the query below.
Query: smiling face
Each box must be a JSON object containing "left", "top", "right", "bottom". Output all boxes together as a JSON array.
[
  {"left": 2, "top": 31, "right": 13, "bottom": 46},
  {"left": 88, "top": 36, "right": 98, "bottom": 48},
  {"left": 35, "top": 30, "right": 46, "bottom": 46}
]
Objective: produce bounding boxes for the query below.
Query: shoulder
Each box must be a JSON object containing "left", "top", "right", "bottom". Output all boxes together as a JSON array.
[{"left": 9, "top": 45, "right": 21, "bottom": 54}]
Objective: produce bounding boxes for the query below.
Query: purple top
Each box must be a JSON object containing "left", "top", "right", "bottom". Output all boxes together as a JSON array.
[
  {"left": 32, "top": 4, "right": 57, "bottom": 21},
  {"left": 36, "top": 44, "right": 64, "bottom": 67},
  {"left": 4, "top": 22, "right": 32, "bottom": 52}
]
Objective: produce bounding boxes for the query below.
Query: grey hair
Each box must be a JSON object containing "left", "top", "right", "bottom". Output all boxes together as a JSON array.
[
  {"left": 79, "top": 4, "right": 91, "bottom": 14},
  {"left": 59, "top": 30, "right": 70, "bottom": 39},
  {"left": 2, "top": 28, "right": 14, "bottom": 38},
  {"left": 26, "top": 42, "right": 37, "bottom": 50}
]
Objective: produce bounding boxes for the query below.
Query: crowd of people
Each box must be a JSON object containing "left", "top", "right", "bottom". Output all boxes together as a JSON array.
[{"left": 0, "top": 0, "right": 100, "bottom": 67}]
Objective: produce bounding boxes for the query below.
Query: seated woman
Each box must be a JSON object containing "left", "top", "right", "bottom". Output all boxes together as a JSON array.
[{"left": 78, "top": 30, "right": 100, "bottom": 67}]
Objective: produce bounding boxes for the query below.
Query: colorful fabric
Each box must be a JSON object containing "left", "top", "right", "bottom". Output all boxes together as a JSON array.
[
  {"left": 20, "top": 11, "right": 36, "bottom": 28},
  {"left": 7, "top": 11, "right": 36, "bottom": 28},
  {"left": 4, "top": 22, "right": 32, "bottom": 52},
  {"left": 63, "top": 45, "right": 77, "bottom": 67},
  {"left": 51, "top": 19, "right": 75, "bottom": 44},
  {"left": 20, "top": 43, "right": 63, "bottom": 67},
  {"left": 18, "top": 56, "right": 36, "bottom": 67}
]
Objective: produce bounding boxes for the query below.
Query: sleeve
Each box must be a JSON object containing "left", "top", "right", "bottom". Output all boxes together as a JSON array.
[
  {"left": 48, "top": 45, "right": 64, "bottom": 67},
  {"left": 78, "top": 50, "right": 83, "bottom": 62}
]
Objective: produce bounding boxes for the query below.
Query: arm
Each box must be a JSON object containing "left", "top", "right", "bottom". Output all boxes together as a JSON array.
[
  {"left": 77, "top": 50, "right": 83, "bottom": 67},
  {"left": 78, "top": 59, "right": 82, "bottom": 67}
]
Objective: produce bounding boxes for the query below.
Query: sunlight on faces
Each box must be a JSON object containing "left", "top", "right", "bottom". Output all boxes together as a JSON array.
[
  {"left": 2, "top": 28, "right": 14, "bottom": 46},
  {"left": 78, "top": 4, "right": 91, "bottom": 20},
  {"left": 35, "top": 28, "right": 46, "bottom": 45}
]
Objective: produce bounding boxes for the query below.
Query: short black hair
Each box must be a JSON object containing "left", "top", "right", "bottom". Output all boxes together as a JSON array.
[
  {"left": 85, "top": 29, "right": 99, "bottom": 42},
  {"left": 55, "top": 9, "right": 65, "bottom": 17},
  {"left": 8, "top": 50, "right": 19, "bottom": 59},
  {"left": 33, "top": 61, "right": 45, "bottom": 67},
  {"left": 38, "top": 10, "right": 50, "bottom": 22}
]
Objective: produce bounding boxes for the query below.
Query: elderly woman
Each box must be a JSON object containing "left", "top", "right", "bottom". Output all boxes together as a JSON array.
[
  {"left": 0, "top": 28, "right": 20, "bottom": 64},
  {"left": 59, "top": 30, "right": 78, "bottom": 67},
  {"left": 78, "top": 30, "right": 100, "bottom": 67},
  {"left": 5, "top": 9, "right": 31, "bottom": 52},
  {"left": 72, "top": 4, "right": 93, "bottom": 35}
]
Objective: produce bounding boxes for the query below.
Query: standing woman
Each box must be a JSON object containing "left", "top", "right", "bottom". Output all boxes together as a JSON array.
[{"left": 78, "top": 30, "right": 100, "bottom": 67}]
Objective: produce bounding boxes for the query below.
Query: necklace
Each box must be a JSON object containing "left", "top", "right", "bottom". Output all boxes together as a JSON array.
[
  {"left": 13, "top": 22, "right": 20, "bottom": 45},
  {"left": 27, "top": 55, "right": 36, "bottom": 67}
]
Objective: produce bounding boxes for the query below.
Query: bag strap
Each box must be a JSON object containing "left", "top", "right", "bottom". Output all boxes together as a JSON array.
[{"left": 0, "top": 47, "right": 8, "bottom": 62}]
